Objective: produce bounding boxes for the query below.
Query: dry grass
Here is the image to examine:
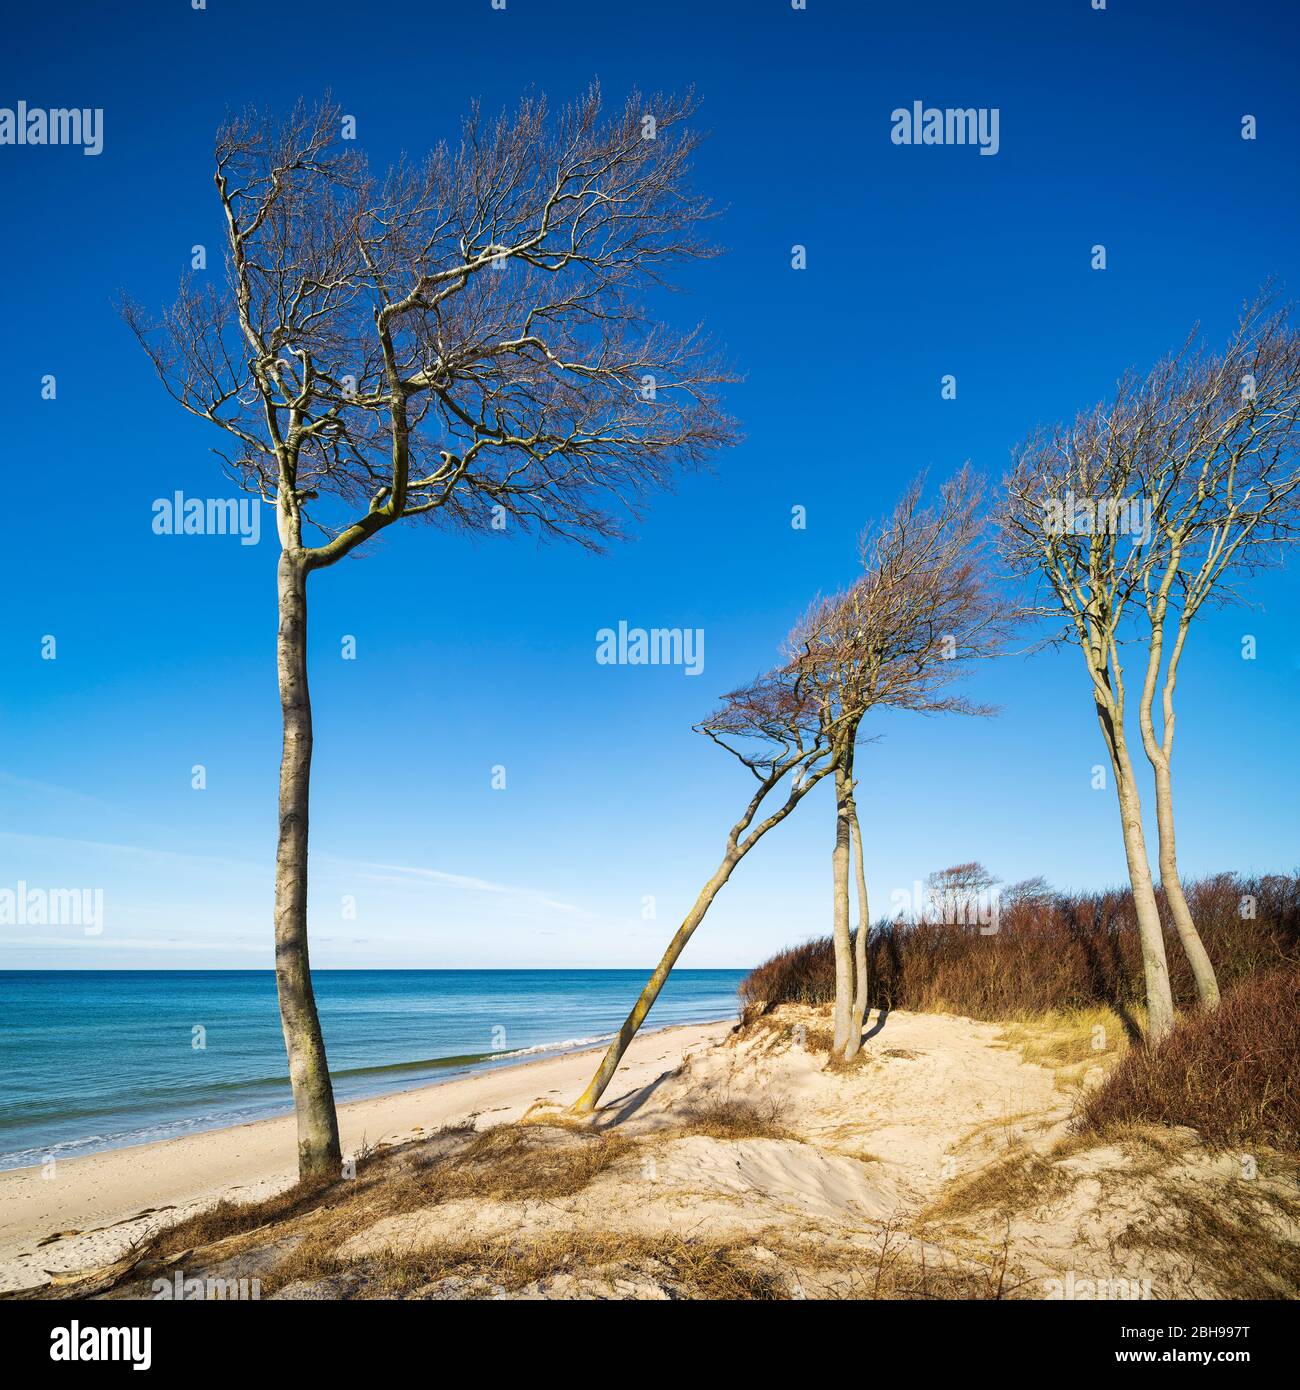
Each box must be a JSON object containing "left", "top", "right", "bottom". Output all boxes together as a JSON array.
[
  {"left": 919, "top": 1145, "right": 1083, "bottom": 1226},
  {"left": 132, "top": 1120, "right": 628, "bottom": 1270},
  {"left": 268, "top": 1229, "right": 792, "bottom": 1300},
  {"left": 140, "top": 1176, "right": 338, "bottom": 1260},
  {"left": 266, "top": 1217, "right": 1031, "bottom": 1300},
  {"left": 736, "top": 1011, "right": 836, "bottom": 1055},
  {"left": 996, "top": 1005, "right": 1133, "bottom": 1091},
  {"left": 667, "top": 1097, "right": 795, "bottom": 1142},
  {"left": 1113, "top": 1168, "right": 1300, "bottom": 1300},
  {"left": 121, "top": 1100, "right": 1028, "bottom": 1301},
  {"left": 395, "top": 1124, "right": 634, "bottom": 1204}
]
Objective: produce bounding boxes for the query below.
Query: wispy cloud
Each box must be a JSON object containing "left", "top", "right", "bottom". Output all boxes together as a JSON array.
[{"left": 326, "top": 858, "right": 580, "bottom": 914}]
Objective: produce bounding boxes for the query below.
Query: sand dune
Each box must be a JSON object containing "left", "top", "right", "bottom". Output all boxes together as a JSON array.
[
  {"left": 7, "top": 1006, "right": 1298, "bottom": 1299},
  {"left": 0, "top": 1022, "right": 727, "bottom": 1294}
]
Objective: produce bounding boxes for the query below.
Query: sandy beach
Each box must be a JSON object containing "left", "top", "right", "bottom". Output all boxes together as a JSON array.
[
  {"left": 6, "top": 1004, "right": 1297, "bottom": 1300},
  {"left": 0, "top": 1021, "right": 730, "bottom": 1294}
]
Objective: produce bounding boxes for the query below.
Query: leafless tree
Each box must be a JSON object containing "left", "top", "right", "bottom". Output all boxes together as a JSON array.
[
  {"left": 1000, "top": 293, "right": 1300, "bottom": 1036},
  {"left": 570, "top": 666, "right": 840, "bottom": 1114},
  {"left": 1127, "top": 295, "right": 1300, "bottom": 1006},
  {"left": 999, "top": 394, "right": 1177, "bottom": 1035},
  {"left": 124, "top": 90, "right": 738, "bottom": 1180},
  {"left": 789, "top": 469, "right": 1006, "bottom": 1060}
]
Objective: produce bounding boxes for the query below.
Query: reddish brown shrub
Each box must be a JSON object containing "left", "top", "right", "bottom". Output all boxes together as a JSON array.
[
  {"left": 1076, "top": 964, "right": 1300, "bottom": 1151},
  {"left": 739, "top": 872, "right": 1300, "bottom": 1024}
]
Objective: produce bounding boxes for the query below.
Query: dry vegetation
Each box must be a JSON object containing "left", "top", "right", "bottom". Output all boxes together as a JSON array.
[
  {"left": 74, "top": 1106, "right": 1018, "bottom": 1302},
  {"left": 741, "top": 871, "right": 1299, "bottom": 1020},
  {"left": 1078, "top": 964, "right": 1300, "bottom": 1151},
  {"left": 28, "top": 880, "right": 1298, "bottom": 1304}
]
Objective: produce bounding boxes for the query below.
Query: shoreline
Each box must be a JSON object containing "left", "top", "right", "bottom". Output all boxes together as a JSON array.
[
  {"left": 0, "top": 1021, "right": 693, "bottom": 1174},
  {"left": 0, "top": 1018, "right": 733, "bottom": 1293}
]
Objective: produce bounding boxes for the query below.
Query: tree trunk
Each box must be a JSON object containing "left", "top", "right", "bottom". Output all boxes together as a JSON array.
[
  {"left": 830, "top": 760, "right": 855, "bottom": 1056},
  {"left": 1135, "top": 617, "right": 1220, "bottom": 1010},
  {"left": 570, "top": 855, "right": 739, "bottom": 1114},
  {"left": 1151, "top": 761, "right": 1220, "bottom": 1006},
  {"left": 1101, "top": 708, "right": 1175, "bottom": 1042},
  {"left": 274, "top": 552, "right": 342, "bottom": 1181},
  {"left": 844, "top": 802, "right": 870, "bottom": 1061}
]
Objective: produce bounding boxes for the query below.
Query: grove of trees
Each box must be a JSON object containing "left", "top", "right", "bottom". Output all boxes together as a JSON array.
[
  {"left": 582, "top": 291, "right": 1300, "bottom": 1102},
  {"left": 127, "top": 89, "right": 1300, "bottom": 1153}
]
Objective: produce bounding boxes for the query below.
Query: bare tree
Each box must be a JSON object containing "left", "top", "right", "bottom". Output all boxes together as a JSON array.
[
  {"left": 570, "top": 667, "right": 840, "bottom": 1114},
  {"left": 1127, "top": 295, "right": 1300, "bottom": 1006},
  {"left": 999, "top": 399, "right": 1177, "bottom": 1038},
  {"left": 1001, "top": 294, "right": 1300, "bottom": 1035},
  {"left": 790, "top": 469, "right": 1005, "bottom": 1060},
  {"left": 124, "top": 90, "right": 738, "bottom": 1180},
  {"left": 922, "top": 862, "right": 999, "bottom": 924}
]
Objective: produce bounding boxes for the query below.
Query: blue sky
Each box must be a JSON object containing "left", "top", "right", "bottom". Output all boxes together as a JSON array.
[{"left": 1, "top": 0, "right": 1297, "bottom": 969}]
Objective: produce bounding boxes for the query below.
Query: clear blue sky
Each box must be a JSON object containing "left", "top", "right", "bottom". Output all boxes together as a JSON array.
[{"left": 1, "top": 0, "right": 1297, "bottom": 969}]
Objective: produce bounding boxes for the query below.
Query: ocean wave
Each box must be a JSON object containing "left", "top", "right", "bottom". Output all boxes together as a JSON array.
[{"left": 493, "top": 1033, "right": 612, "bottom": 1060}]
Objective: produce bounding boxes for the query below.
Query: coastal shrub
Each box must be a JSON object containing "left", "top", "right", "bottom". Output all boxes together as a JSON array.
[
  {"left": 1077, "top": 964, "right": 1300, "bottom": 1152},
  {"left": 739, "top": 871, "right": 1300, "bottom": 1021}
]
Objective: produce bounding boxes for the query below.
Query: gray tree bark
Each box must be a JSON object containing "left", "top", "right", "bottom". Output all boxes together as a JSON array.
[
  {"left": 844, "top": 802, "right": 871, "bottom": 1061},
  {"left": 1150, "top": 759, "right": 1220, "bottom": 1006},
  {"left": 1097, "top": 699, "right": 1176, "bottom": 1042},
  {"left": 570, "top": 856, "right": 739, "bottom": 1114},
  {"left": 274, "top": 552, "right": 342, "bottom": 1181},
  {"left": 1137, "top": 612, "right": 1220, "bottom": 1008},
  {"left": 830, "top": 760, "right": 855, "bottom": 1055}
]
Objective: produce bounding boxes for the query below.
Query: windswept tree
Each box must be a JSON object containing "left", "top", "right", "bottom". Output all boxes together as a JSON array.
[
  {"left": 922, "top": 861, "right": 999, "bottom": 924},
  {"left": 570, "top": 667, "right": 841, "bottom": 1114},
  {"left": 1127, "top": 296, "right": 1300, "bottom": 1006},
  {"left": 124, "top": 90, "right": 738, "bottom": 1180},
  {"left": 1001, "top": 295, "right": 1300, "bottom": 1035},
  {"left": 789, "top": 469, "right": 1005, "bottom": 1061},
  {"left": 999, "top": 399, "right": 1177, "bottom": 1037}
]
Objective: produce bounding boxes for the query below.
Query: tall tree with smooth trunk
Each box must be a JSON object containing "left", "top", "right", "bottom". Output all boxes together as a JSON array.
[
  {"left": 790, "top": 468, "right": 1006, "bottom": 1060},
  {"left": 1126, "top": 295, "right": 1300, "bottom": 1006},
  {"left": 1001, "top": 294, "right": 1300, "bottom": 1029},
  {"left": 125, "top": 91, "right": 737, "bottom": 1180},
  {"left": 999, "top": 407, "right": 1177, "bottom": 1039}
]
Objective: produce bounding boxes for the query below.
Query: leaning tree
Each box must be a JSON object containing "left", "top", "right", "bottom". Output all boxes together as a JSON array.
[
  {"left": 570, "top": 665, "right": 842, "bottom": 1114},
  {"left": 124, "top": 90, "right": 737, "bottom": 1180},
  {"left": 790, "top": 468, "right": 1005, "bottom": 1061}
]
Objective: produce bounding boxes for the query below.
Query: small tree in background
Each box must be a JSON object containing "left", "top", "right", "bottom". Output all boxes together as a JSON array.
[{"left": 124, "top": 90, "right": 738, "bottom": 1180}]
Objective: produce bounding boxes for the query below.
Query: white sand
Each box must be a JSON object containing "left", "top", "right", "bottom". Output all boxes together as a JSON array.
[
  {"left": 0, "top": 1021, "right": 730, "bottom": 1294},
  {"left": 9, "top": 1006, "right": 1294, "bottom": 1299}
]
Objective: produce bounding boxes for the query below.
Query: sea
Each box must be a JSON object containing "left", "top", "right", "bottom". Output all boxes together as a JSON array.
[{"left": 0, "top": 969, "right": 746, "bottom": 1170}]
